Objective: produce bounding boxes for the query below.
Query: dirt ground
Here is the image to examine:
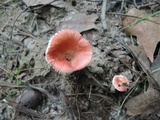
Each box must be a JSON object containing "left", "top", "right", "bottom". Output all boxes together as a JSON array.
[{"left": 0, "top": 0, "right": 160, "bottom": 120}]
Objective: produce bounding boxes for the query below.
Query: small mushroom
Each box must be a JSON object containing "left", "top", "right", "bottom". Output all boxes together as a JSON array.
[
  {"left": 112, "top": 75, "right": 129, "bottom": 92},
  {"left": 45, "top": 29, "right": 93, "bottom": 73}
]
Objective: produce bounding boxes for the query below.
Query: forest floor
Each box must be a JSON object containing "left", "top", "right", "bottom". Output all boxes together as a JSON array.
[{"left": 0, "top": 0, "right": 160, "bottom": 120}]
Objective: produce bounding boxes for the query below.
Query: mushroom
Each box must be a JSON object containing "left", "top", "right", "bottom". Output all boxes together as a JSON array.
[
  {"left": 112, "top": 75, "right": 129, "bottom": 92},
  {"left": 45, "top": 29, "right": 93, "bottom": 73}
]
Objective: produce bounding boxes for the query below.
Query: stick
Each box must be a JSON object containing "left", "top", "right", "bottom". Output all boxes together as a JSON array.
[{"left": 101, "top": 0, "right": 107, "bottom": 30}]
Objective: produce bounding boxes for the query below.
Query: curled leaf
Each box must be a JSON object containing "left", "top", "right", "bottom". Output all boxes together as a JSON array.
[{"left": 122, "top": 8, "right": 160, "bottom": 62}]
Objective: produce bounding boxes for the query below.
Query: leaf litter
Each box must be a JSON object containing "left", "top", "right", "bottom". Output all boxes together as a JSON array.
[
  {"left": 122, "top": 8, "right": 160, "bottom": 118},
  {"left": 23, "top": 0, "right": 69, "bottom": 8},
  {"left": 0, "top": 0, "right": 160, "bottom": 120},
  {"left": 58, "top": 13, "right": 98, "bottom": 33}
]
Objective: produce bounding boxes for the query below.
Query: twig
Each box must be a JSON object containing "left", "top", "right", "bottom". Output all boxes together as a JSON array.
[
  {"left": 0, "top": 81, "right": 26, "bottom": 88},
  {"left": 39, "top": 28, "right": 55, "bottom": 34},
  {"left": 133, "top": 0, "right": 138, "bottom": 8},
  {"left": 89, "top": 85, "right": 92, "bottom": 98},
  {"left": 18, "top": 67, "right": 44, "bottom": 72},
  {"left": 106, "top": 12, "right": 160, "bottom": 25},
  {"left": 9, "top": 7, "right": 30, "bottom": 45},
  {"left": 0, "top": 66, "right": 16, "bottom": 78},
  {"left": 8, "top": 101, "right": 46, "bottom": 118},
  {"left": 66, "top": 93, "right": 113, "bottom": 103},
  {"left": 101, "top": 0, "right": 107, "bottom": 30},
  {"left": 27, "top": 81, "right": 55, "bottom": 101},
  {"left": 120, "top": 0, "right": 125, "bottom": 12},
  {"left": 137, "top": 2, "right": 158, "bottom": 9}
]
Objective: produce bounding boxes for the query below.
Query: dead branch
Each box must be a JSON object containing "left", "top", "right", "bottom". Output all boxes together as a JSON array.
[{"left": 101, "top": 0, "right": 107, "bottom": 30}]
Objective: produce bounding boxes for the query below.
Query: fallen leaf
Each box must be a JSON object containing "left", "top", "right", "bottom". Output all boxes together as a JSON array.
[
  {"left": 22, "top": 0, "right": 76, "bottom": 11},
  {"left": 124, "top": 87, "right": 160, "bottom": 116},
  {"left": 23, "top": 0, "right": 64, "bottom": 7},
  {"left": 150, "top": 46, "right": 160, "bottom": 86},
  {"left": 128, "top": 44, "right": 150, "bottom": 72},
  {"left": 58, "top": 13, "right": 98, "bottom": 33},
  {"left": 122, "top": 8, "right": 160, "bottom": 62}
]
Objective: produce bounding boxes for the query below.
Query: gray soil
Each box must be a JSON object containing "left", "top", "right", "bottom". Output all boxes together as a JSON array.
[{"left": 0, "top": 0, "right": 160, "bottom": 120}]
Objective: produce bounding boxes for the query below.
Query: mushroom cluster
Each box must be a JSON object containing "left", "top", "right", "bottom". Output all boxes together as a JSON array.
[
  {"left": 45, "top": 29, "right": 93, "bottom": 73},
  {"left": 45, "top": 29, "right": 129, "bottom": 92}
]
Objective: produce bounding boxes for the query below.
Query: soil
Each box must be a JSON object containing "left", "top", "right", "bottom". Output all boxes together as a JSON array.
[{"left": 0, "top": 0, "right": 160, "bottom": 120}]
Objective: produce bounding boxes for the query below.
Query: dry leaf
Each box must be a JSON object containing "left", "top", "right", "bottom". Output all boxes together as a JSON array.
[
  {"left": 58, "top": 13, "right": 98, "bottom": 33},
  {"left": 122, "top": 8, "right": 160, "bottom": 62},
  {"left": 150, "top": 48, "right": 160, "bottom": 86},
  {"left": 128, "top": 44, "right": 150, "bottom": 71},
  {"left": 23, "top": 0, "right": 71, "bottom": 8},
  {"left": 124, "top": 87, "right": 160, "bottom": 116}
]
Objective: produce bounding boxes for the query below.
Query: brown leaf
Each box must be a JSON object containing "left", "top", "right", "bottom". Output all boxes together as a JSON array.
[
  {"left": 58, "top": 13, "right": 98, "bottom": 33},
  {"left": 128, "top": 44, "right": 150, "bottom": 71},
  {"left": 150, "top": 48, "right": 160, "bottom": 86},
  {"left": 22, "top": 0, "right": 71, "bottom": 8},
  {"left": 122, "top": 8, "right": 160, "bottom": 62},
  {"left": 124, "top": 87, "right": 160, "bottom": 116}
]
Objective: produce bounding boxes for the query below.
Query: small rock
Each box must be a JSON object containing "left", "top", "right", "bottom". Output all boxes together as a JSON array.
[{"left": 18, "top": 89, "right": 43, "bottom": 109}]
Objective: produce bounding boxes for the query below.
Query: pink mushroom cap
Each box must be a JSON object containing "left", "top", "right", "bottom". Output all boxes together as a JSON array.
[
  {"left": 45, "top": 29, "right": 93, "bottom": 73},
  {"left": 112, "top": 75, "right": 129, "bottom": 92}
]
